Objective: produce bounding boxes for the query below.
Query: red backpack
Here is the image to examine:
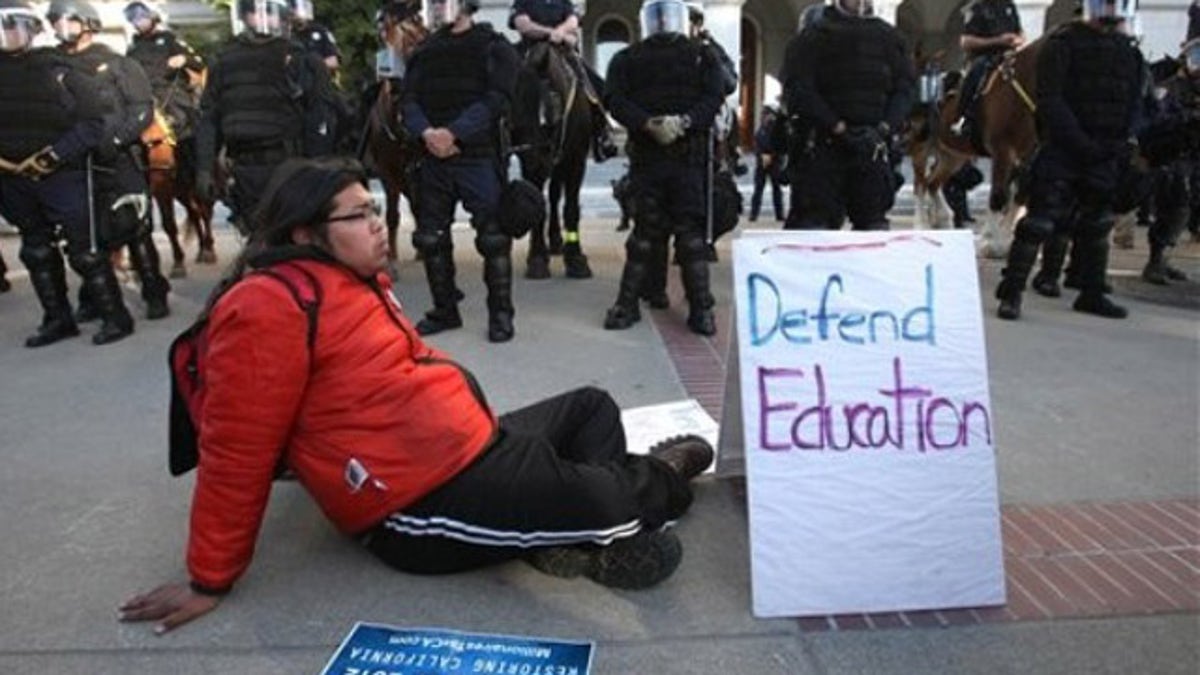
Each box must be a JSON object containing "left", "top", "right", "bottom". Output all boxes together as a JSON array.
[{"left": 168, "top": 263, "right": 323, "bottom": 476}]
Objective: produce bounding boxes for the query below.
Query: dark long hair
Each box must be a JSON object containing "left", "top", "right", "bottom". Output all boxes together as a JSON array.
[{"left": 201, "top": 157, "right": 369, "bottom": 316}]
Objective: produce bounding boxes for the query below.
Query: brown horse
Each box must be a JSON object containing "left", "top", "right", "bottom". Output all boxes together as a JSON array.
[
  {"left": 363, "top": 12, "right": 428, "bottom": 263},
  {"left": 515, "top": 41, "right": 593, "bottom": 280},
  {"left": 143, "top": 111, "right": 215, "bottom": 278},
  {"left": 922, "top": 39, "right": 1041, "bottom": 257},
  {"left": 905, "top": 49, "right": 947, "bottom": 229}
]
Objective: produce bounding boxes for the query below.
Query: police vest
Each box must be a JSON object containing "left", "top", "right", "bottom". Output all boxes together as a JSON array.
[
  {"left": 622, "top": 36, "right": 707, "bottom": 118},
  {"left": 0, "top": 50, "right": 78, "bottom": 160},
  {"left": 128, "top": 32, "right": 175, "bottom": 96},
  {"left": 1056, "top": 25, "right": 1141, "bottom": 141},
  {"left": 809, "top": 16, "right": 898, "bottom": 126},
  {"left": 214, "top": 36, "right": 304, "bottom": 150},
  {"left": 411, "top": 26, "right": 494, "bottom": 129}
]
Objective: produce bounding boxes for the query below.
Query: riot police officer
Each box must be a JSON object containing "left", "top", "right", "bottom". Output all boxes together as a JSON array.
[
  {"left": 289, "top": 0, "right": 339, "bottom": 76},
  {"left": 995, "top": 0, "right": 1144, "bottom": 320},
  {"left": 195, "top": 0, "right": 337, "bottom": 232},
  {"left": 1138, "top": 38, "right": 1200, "bottom": 285},
  {"left": 52, "top": 0, "right": 171, "bottom": 321},
  {"left": 124, "top": 2, "right": 204, "bottom": 135},
  {"left": 781, "top": 0, "right": 914, "bottom": 231},
  {"left": 952, "top": 0, "right": 1024, "bottom": 141},
  {"left": 603, "top": 0, "right": 725, "bottom": 336},
  {"left": 509, "top": 0, "right": 618, "bottom": 161},
  {"left": 403, "top": 0, "right": 521, "bottom": 342},
  {"left": 0, "top": 0, "right": 130, "bottom": 346}
]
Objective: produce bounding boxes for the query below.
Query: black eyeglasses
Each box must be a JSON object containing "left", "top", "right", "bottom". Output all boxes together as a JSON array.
[{"left": 326, "top": 200, "right": 383, "bottom": 225}]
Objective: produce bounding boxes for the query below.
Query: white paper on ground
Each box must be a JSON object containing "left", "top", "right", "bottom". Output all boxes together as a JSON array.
[{"left": 621, "top": 399, "right": 719, "bottom": 474}]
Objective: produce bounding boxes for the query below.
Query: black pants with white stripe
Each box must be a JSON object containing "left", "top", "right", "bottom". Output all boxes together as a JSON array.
[{"left": 363, "top": 386, "right": 693, "bottom": 575}]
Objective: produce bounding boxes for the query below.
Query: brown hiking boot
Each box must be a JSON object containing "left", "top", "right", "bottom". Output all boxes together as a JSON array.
[
  {"left": 649, "top": 434, "right": 714, "bottom": 481},
  {"left": 525, "top": 529, "right": 683, "bottom": 590}
]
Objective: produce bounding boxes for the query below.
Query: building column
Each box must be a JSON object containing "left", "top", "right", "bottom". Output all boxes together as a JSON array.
[{"left": 703, "top": 0, "right": 747, "bottom": 108}]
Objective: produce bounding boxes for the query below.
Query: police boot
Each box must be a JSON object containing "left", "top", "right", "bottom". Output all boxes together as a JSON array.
[
  {"left": 1071, "top": 237, "right": 1127, "bottom": 320},
  {"left": 1141, "top": 245, "right": 1171, "bottom": 285},
  {"left": 639, "top": 239, "right": 670, "bottom": 310},
  {"left": 80, "top": 263, "right": 135, "bottom": 345},
  {"left": 0, "top": 252, "right": 10, "bottom": 293},
  {"left": 605, "top": 238, "right": 650, "bottom": 330},
  {"left": 74, "top": 284, "right": 100, "bottom": 323},
  {"left": 1032, "top": 234, "right": 1069, "bottom": 298},
  {"left": 415, "top": 250, "right": 462, "bottom": 336},
  {"left": 943, "top": 182, "right": 974, "bottom": 229},
  {"left": 22, "top": 249, "right": 79, "bottom": 348},
  {"left": 680, "top": 259, "right": 717, "bottom": 337},
  {"left": 128, "top": 231, "right": 171, "bottom": 319},
  {"left": 483, "top": 255, "right": 515, "bottom": 343}
]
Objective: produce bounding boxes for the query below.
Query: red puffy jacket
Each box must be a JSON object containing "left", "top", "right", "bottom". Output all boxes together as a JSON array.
[{"left": 187, "top": 256, "right": 497, "bottom": 593}]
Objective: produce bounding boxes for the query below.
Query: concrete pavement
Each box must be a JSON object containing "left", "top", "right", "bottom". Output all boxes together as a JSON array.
[{"left": 0, "top": 211, "right": 1196, "bottom": 674}]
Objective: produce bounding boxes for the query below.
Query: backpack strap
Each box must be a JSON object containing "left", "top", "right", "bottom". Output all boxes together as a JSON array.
[{"left": 253, "top": 262, "right": 323, "bottom": 349}]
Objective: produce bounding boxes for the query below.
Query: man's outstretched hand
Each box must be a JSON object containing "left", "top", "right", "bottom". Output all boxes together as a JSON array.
[{"left": 119, "top": 583, "right": 221, "bottom": 635}]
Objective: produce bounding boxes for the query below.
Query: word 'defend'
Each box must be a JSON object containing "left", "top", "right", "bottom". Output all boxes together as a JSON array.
[{"left": 747, "top": 266, "right": 935, "bottom": 348}]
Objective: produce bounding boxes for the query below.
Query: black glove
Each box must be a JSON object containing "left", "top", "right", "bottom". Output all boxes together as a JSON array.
[{"left": 195, "top": 170, "right": 213, "bottom": 203}]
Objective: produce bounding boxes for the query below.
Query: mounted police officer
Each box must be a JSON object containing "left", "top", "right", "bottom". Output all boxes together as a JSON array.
[
  {"left": 509, "top": 0, "right": 618, "bottom": 161},
  {"left": 602, "top": 0, "right": 724, "bottom": 336},
  {"left": 952, "top": 0, "right": 1024, "bottom": 142},
  {"left": 0, "top": 0, "right": 132, "bottom": 346},
  {"left": 1138, "top": 38, "right": 1200, "bottom": 285},
  {"left": 781, "top": 0, "right": 914, "bottom": 231},
  {"left": 52, "top": 1, "right": 171, "bottom": 322},
  {"left": 195, "top": 0, "right": 337, "bottom": 231},
  {"left": 995, "top": 0, "right": 1144, "bottom": 321},
  {"left": 124, "top": 2, "right": 204, "bottom": 142},
  {"left": 403, "top": 0, "right": 521, "bottom": 343}
]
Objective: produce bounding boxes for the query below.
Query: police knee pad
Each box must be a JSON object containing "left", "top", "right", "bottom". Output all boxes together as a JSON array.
[
  {"left": 625, "top": 233, "right": 654, "bottom": 259},
  {"left": 475, "top": 229, "right": 512, "bottom": 258},
  {"left": 67, "top": 250, "right": 109, "bottom": 277},
  {"left": 633, "top": 194, "right": 665, "bottom": 232},
  {"left": 18, "top": 242, "right": 59, "bottom": 270},
  {"left": 411, "top": 229, "right": 448, "bottom": 255},
  {"left": 674, "top": 232, "right": 709, "bottom": 265},
  {"left": 1013, "top": 215, "right": 1055, "bottom": 244}
]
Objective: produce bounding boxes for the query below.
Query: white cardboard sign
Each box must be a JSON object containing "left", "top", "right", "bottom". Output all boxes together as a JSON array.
[{"left": 733, "top": 231, "right": 1006, "bottom": 618}]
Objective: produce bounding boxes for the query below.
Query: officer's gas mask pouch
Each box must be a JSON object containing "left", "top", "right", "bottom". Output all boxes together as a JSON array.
[{"left": 0, "top": 11, "right": 41, "bottom": 52}]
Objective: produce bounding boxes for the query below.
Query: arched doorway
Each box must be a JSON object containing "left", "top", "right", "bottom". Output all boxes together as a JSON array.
[
  {"left": 593, "top": 16, "right": 633, "bottom": 79},
  {"left": 739, "top": 17, "right": 759, "bottom": 148}
]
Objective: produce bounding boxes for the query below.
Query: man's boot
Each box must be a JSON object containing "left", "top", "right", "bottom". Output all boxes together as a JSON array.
[
  {"left": 22, "top": 248, "right": 79, "bottom": 348},
  {"left": 943, "top": 181, "right": 973, "bottom": 229},
  {"left": 1071, "top": 232, "right": 1127, "bottom": 320},
  {"left": 415, "top": 248, "right": 462, "bottom": 336},
  {"left": 128, "top": 231, "right": 171, "bottom": 319},
  {"left": 74, "top": 283, "right": 100, "bottom": 323},
  {"left": 482, "top": 253, "right": 515, "bottom": 343},
  {"left": 995, "top": 236, "right": 1040, "bottom": 321},
  {"left": 679, "top": 255, "right": 716, "bottom": 337},
  {"left": 639, "top": 239, "right": 670, "bottom": 309},
  {"left": 1032, "top": 233, "right": 1069, "bottom": 298},
  {"left": 604, "top": 237, "right": 651, "bottom": 330},
  {"left": 81, "top": 261, "right": 135, "bottom": 345},
  {"left": 1142, "top": 244, "right": 1170, "bottom": 285},
  {"left": 1073, "top": 292, "right": 1128, "bottom": 319}
]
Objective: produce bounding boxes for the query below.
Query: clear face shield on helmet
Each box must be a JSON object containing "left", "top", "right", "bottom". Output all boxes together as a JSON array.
[
  {"left": 832, "top": 0, "right": 874, "bottom": 18},
  {"left": 0, "top": 10, "right": 41, "bottom": 52},
  {"left": 1183, "top": 39, "right": 1200, "bottom": 77},
  {"left": 123, "top": 2, "right": 155, "bottom": 32},
  {"left": 1082, "top": 0, "right": 1137, "bottom": 26},
  {"left": 242, "top": 0, "right": 291, "bottom": 38},
  {"left": 289, "top": 0, "right": 313, "bottom": 23},
  {"left": 424, "top": 0, "right": 461, "bottom": 30},
  {"left": 640, "top": 0, "right": 688, "bottom": 39},
  {"left": 50, "top": 15, "right": 84, "bottom": 43}
]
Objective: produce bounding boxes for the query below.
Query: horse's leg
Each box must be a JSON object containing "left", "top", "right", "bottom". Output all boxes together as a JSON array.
[
  {"left": 926, "top": 152, "right": 965, "bottom": 230},
  {"left": 560, "top": 155, "right": 591, "bottom": 279},
  {"left": 547, "top": 171, "right": 564, "bottom": 255},
  {"left": 979, "top": 156, "right": 1014, "bottom": 259},
  {"left": 911, "top": 145, "right": 930, "bottom": 230},
  {"left": 522, "top": 156, "right": 552, "bottom": 279},
  {"left": 152, "top": 173, "right": 188, "bottom": 277}
]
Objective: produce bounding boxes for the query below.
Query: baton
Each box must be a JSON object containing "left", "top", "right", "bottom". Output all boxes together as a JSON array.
[
  {"left": 86, "top": 152, "right": 98, "bottom": 255},
  {"left": 705, "top": 126, "right": 715, "bottom": 247}
]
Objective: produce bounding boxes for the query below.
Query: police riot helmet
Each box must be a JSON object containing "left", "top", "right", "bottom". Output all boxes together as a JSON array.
[
  {"left": 423, "top": 0, "right": 479, "bottom": 31},
  {"left": 830, "top": 0, "right": 874, "bottom": 18},
  {"left": 0, "top": 0, "right": 43, "bottom": 52},
  {"left": 640, "top": 0, "right": 688, "bottom": 39},
  {"left": 288, "top": 0, "right": 313, "bottom": 23},
  {"left": 238, "top": 0, "right": 292, "bottom": 38},
  {"left": 1081, "top": 0, "right": 1136, "bottom": 25},
  {"left": 798, "top": 3, "right": 825, "bottom": 31},
  {"left": 1183, "top": 38, "right": 1200, "bottom": 77},
  {"left": 123, "top": 1, "right": 160, "bottom": 29},
  {"left": 47, "top": 0, "right": 101, "bottom": 44},
  {"left": 498, "top": 178, "right": 546, "bottom": 239}
]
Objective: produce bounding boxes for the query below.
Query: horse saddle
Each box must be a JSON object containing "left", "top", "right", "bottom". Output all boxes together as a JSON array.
[{"left": 141, "top": 108, "right": 177, "bottom": 171}]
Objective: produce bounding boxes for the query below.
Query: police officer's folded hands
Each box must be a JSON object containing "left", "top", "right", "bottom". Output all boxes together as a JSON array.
[
  {"left": 422, "top": 127, "right": 460, "bottom": 159},
  {"left": 644, "top": 115, "right": 689, "bottom": 145}
]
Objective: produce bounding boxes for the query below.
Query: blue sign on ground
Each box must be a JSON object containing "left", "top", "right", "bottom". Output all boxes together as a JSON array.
[{"left": 320, "top": 623, "right": 594, "bottom": 675}]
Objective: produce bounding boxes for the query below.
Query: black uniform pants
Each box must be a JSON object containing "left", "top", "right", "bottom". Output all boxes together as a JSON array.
[
  {"left": 1152, "top": 159, "right": 1200, "bottom": 248},
  {"left": 789, "top": 139, "right": 893, "bottom": 230},
  {"left": 0, "top": 170, "right": 95, "bottom": 256},
  {"left": 363, "top": 386, "right": 692, "bottom": 575},
  {"left": 750, "top": 154, "right": 784, "bottom": 221}
]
